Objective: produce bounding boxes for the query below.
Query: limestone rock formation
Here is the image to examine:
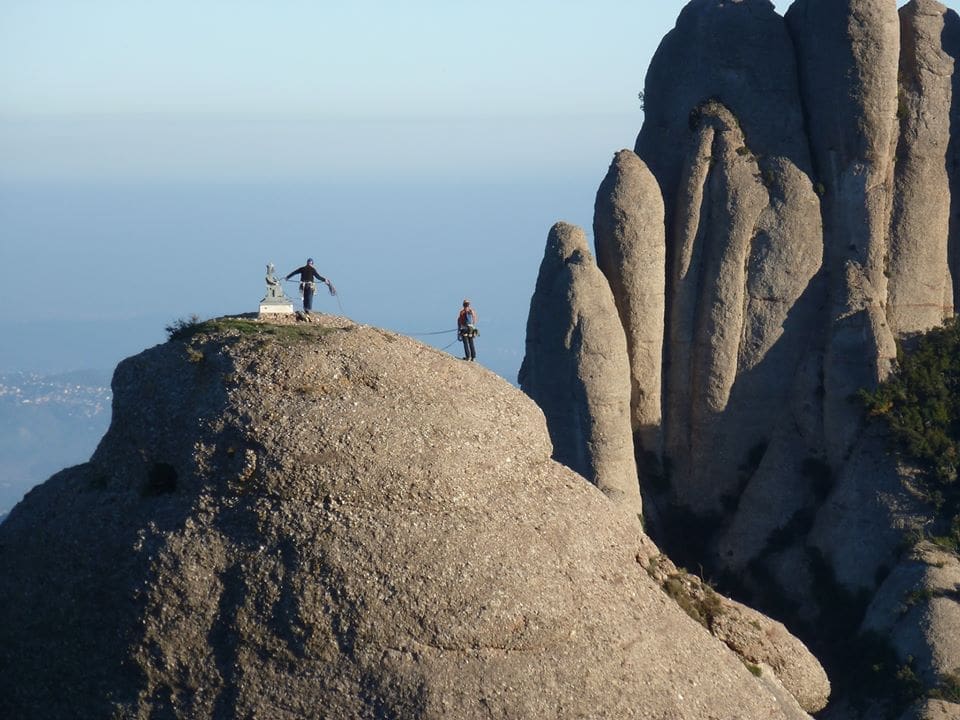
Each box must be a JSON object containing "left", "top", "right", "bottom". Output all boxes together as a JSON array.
[
  {"left": 862, "top": 544, "right": 960, "bottom": 688},
  {"left": 0, "top": 316, "right": 821, "bottom": 720},
  {"left": 519, "top": 222, "right": 641, "bottom": 514},
  {"left": 888, "top": 0, "right": 958, "bottom": 334},
  {"left": 898, "top": 699, "right": 960, "bottom": 719},
  {"left": 526, "top": 0, "right": 960, "bottom": 715},
  {"left": 638, "top": 540, "right": 831, "bottom": 714},
  {"left": 635, "top": 0, "right": 823, "bottom": 515},
  {"left": 806, "top": 428, "right": 927, "bottom": 593},
  {"left": 786, "top": 0, "right": 901, "bottom": 466},
  {"left": 637, "top": 0, "right": 814, "bottom": 219},
  {"left": 593, "top": 149, "right": 666, "bottom": 456}
]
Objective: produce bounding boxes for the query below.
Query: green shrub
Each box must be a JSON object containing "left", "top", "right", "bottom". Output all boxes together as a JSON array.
[
  {"left": 165, "top": 314, "right": 202, "bottom": 340},
  {"left": 859, "top": 318, "right": 960, "bottom": 548}
]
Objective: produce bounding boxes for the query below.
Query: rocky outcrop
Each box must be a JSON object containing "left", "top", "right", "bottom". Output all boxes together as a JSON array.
[
  {"left": 519, "top": 222, "right": 641, "bottom": 515},
  {"left": 898, "top": 699, "right": 960, "bottom": 719},
  {"left": 862, "top": 544, "right": 960, "bottom": 687},
  {"left": 518, "top": 0, "right": 960, "bottom": 716},
  {"left": 0, "top": 316, "right": 821, "bottom": 720},
  {"left": 593, "top": 149, "right": 666, "bottom": 456},
  {"left": 638, "top": 540, "right": 831, "bottom": 714},
  {"left": 807, "top": 428, "right": 927, "bottom": 594},
  {"left": 637, "top": 0, "right": 814, "bottom": 220},
  {"left": 786, "top": 0, "right": 901, "bottom": 467},
  {"left": 634, "top": 0, "right": 823, "bottom": 515},
  {"left": 888, "top": 0, "right": 958, "bottom": 334}
]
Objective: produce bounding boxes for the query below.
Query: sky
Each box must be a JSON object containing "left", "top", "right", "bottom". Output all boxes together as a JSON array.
[{"left": 0, "top": 0, "right": 948, "bottom": 383}]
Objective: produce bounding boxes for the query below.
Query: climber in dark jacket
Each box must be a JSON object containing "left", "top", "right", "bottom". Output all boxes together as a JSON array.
[{"left": 285, "top": 258, "right": 329, "bottom": 313}]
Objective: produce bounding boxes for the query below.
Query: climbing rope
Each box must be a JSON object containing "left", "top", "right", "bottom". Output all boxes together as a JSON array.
[{"left": 404, "top": 329, "right": 459, "bottom": 337}]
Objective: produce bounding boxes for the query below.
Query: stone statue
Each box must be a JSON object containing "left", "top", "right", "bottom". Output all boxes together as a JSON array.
[
  {"left": 259, "top": 262, "right": 293, "bottom": 316},
  {"left": 264, "top": 263, "right": 286, "bottom": 300}
]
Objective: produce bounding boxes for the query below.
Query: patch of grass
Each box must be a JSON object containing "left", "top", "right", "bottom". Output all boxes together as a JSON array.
[
  {"left": 167, "top": 316, "right": 344, "bottom": 344},
  {"left": 743, "top": 661, "right": 762, "bottom": 677},
  {"left": 903, "top": 587, "right": 934, "bottom": 610},
  {"left": 661, "top": 572, "right": 724, "bottom": 631},
  {"left": 930, "top": 515, "right": 960, "bottom": 554},
  {"left": 834, "top": 632, "right": 924, "bottom": 715}
]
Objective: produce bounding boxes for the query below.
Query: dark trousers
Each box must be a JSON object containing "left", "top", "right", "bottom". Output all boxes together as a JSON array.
[
  {"left": 461, "top": 333, "right": 476, "bottom": 360},
  {"left": 302, "top": 282, "right": 316, "bottom": 312}
]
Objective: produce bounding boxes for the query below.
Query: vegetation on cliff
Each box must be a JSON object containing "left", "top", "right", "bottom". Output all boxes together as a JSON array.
[{"left": 860, "top": 317, "right": 960, "bottom": 554}]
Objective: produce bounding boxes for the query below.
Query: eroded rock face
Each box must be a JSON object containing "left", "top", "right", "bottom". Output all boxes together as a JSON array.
[
  {"left": 888, "top": 0, "right": 958, "bottom": 334},
  {"left": 898, "top": 698, "right": 960, "bottom": 720},
  {"left": 787, "top": 0, "right": 901, "bottom": 466},
  {"left": 637, "top": 0, "right": 814, "bottom": 219},
  {"left": 594, "top": 149, "right": 666, "bottom": 456},
  {"left": 650, "top": 99, "right": 822, "bottom": 515},
  {"left": 862, "top": 544, "right": 960, "bottom": 688},
  {"left": 635, "top": 0, "right": 823, "bottom": 516},
  {"left": 0, "top": 319, "right": 818, "bottom": 720},
  {"left": 522, "top": 0, "right": 960, "bottom": 715},
  {"left": 519, "top": 222, "right": 641, "bottom": 514},
  {"left": 638, "top": 540, "right": 831, "bottom": 714}
]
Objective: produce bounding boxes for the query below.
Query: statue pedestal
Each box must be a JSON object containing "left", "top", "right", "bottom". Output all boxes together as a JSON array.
[{"left": 259, "top": 299, "right": 294, "bottom": 316}]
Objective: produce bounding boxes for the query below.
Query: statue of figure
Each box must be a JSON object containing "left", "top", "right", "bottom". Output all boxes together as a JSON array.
[{"left": 264, "top": 263, "right": 286, "bottom": 300}]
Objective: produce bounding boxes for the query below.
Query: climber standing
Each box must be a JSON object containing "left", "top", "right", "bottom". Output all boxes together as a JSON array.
[
  {"left": 457, "top": 299, "right": 479, "bottom": 361},
  {"left": 285, "top": 258, "right": 331, "bottom": 314}
]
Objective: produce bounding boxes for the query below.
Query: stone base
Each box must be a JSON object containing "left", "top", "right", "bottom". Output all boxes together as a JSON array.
[{"left": 259, "top": 302, "right": 294, "bottom": 316}]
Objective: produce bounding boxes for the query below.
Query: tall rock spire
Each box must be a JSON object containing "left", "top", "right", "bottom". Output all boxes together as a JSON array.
[
  {"left": 786, "top": 0, "right": 901, "bottom": 467},
  {"left": 519, "top": 222, "right": 642, "bottom": 515},
  {"left": 888, "top": 0, "right": 960, "bottom": 334},
  {"left": 593, "top": 149, "right": 666, "bottom": 458},
  {"left": 635, "top": 0, "right": 823, "bottom": 514}
]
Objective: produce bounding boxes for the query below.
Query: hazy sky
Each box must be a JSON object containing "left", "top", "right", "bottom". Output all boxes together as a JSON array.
[
  {"left": 0, "top": 0, "right": 951, "bottom": 380},
  {"left": 0, "top": 1, "right": 756, "bottom": 117},
  {"left": 0, "top": 1, "right": 687, "bottom": 182}
]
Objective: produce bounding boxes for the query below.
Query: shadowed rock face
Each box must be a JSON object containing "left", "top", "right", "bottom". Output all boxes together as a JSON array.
[
  {"left": 633, "top": 0, "right": 823, "bottom": 515},
  {"left": 0, "top": 320, "right": 820, "bottom": 720},
  {"left": 519, "top": 222, "right": 641, "bottom": 514},
  {"left": 593, "top": 149, "right": 666, "bottom": 456},
  {"left": 862, "top": 544, "right": 960, "bottom": 688},
  {"left": 889, "top": 0, "right": 958, "bottom": 334}
]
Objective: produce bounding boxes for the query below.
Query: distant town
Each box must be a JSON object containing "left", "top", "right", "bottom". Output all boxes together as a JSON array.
[{"left": 0, "top": 371, "right": 112, "bottom": 517}]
